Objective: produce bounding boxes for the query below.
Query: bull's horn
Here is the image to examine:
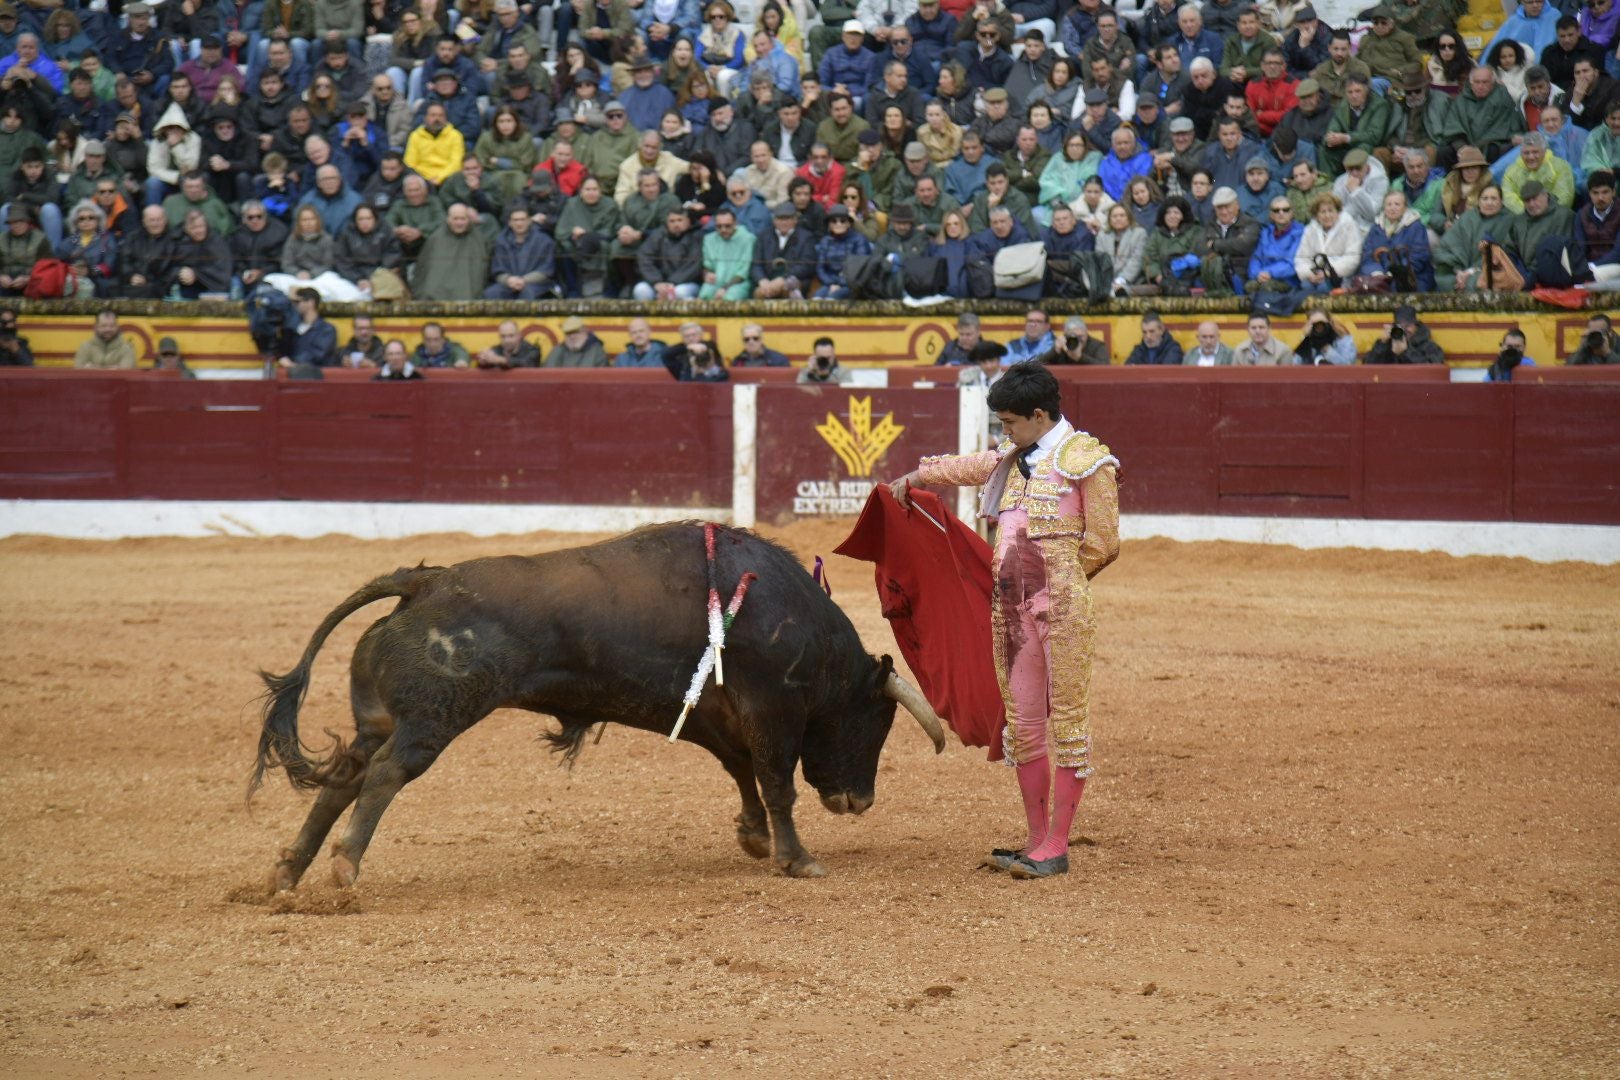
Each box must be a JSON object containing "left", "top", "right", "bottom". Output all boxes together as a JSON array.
[{"left": 885, "top": 673, "right": 946, "bottom": 754}]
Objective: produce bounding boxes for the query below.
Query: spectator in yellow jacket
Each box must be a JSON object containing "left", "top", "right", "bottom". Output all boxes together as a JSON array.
[{"left": 403, "top": 104, "right": 466, "bottom": 186}]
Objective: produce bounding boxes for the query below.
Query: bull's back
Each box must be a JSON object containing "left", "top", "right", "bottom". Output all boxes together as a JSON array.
[{"left": 390, "top": 524, "right": 855, "bottom": 681}]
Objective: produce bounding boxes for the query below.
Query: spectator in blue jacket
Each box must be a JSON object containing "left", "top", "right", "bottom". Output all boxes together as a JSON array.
[
  {"left": 485, "top": 202, "right": 556, "bottom": 298},
  {"left": 819, "top": 21, "right": 875, "bottom": 107},
  {"left": 749, "top": 30, "right": 801, "bottom": 96},
  {"left": 244, "top": 38, "right": 310, "bottom": 97},
  {"left": 55, "top": 68, "right": 115, "bottom": 138},
  {"left": 1247, "top": 196, "right": 1304, "bottom": 293},
  {"left": 1237, "top": 158, "right": 1284, "bottom": 221},
  {"left": 906, "top": 0, "right": 958, "bottom": 72},
  {"left": 943, "top": 130, "right": 990, "bottom": 203},
  {"left": 105, "top": 6, "right": 176, "bottom": 109},
  {"left": 1124, "top": 312, "right": 1186, "bottom": 365},
  {"left": 932, "top": 207, "right": 974, "bottom": 296},
  {"left": 621, "top": 58, "right": 678, "bottom": 133},
  {"left": 415, "top": 35, "right": 482, "bottom": 103},
  {"left": 614, "top": 317, "right": 670, "bottom": 366},
  {"left": 965, "top": 205, "right": 1033, "bottom": 288},
  {"left": 296, "top": 165, "right": 362, "bottom": 236},
  {"left": 1098, "top": 126, "right": 1153, "bottom": 200},
  {"left": 416, "top": 70, "right": 483, "bottom": 145},
  {"left": 1359, "top": 188, "right": 1435, "bottom": 292},
  {"left": 277, "top": 287, "right": 337, "bottom": 369},
  {"left": 1174, "top": 6, "right": 1224, "bottom": 72},
  {"left": 1003, "top": 307, "right": 1055, "bottom": 364},
  {"left": 958, "top": 22, "right": 1013, "bottom": 91},
  {"left": 813, "top": 203, "right": 873, "bottom": 297},
  {"left": 868, "top": 26, "right": 933, "bottom": 91}
]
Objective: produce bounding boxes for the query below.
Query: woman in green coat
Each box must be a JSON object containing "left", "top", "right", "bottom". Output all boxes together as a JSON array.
[
  {"left": 474, "top": 107, "right": 541, "bottom": 204},
  {"left": 555, "top": 176, "right": 623, "bottom": 296},
  {"left": 1433, "top": 184, "right": 1517, "bottom": 291},
  {"left": 1036, "top": 130, "right": 1100, "bottom": 224},
  {"left": 1141, "top": 196, "right": 1206, "bottom": 294}
]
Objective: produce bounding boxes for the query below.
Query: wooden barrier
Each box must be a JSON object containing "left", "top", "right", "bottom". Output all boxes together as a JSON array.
[
  {"left": 2, "top": 371, "right": 1616, "bottom": 525},
  {"left": 12, "top": 308, "right": 1612, "bottom": 372}
]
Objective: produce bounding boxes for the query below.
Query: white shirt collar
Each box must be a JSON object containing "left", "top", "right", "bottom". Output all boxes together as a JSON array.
[{"left": 1026, "top": 417, "right": 1071, "bottom": 461}]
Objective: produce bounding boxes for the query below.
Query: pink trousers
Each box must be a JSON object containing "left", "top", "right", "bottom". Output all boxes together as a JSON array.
[{"left": 992, "top": 513, "right": 1095, "bottom": 776}]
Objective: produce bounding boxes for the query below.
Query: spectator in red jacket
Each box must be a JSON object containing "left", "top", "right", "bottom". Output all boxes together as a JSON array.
[
  {"left": 1245, "top": 49, "right": 1298, "bottom": 137},
  {"left": 536, "top": 140, "right": 589, "bottom": 197},
  {"left": 794, "top": 141, "right": 846, "bottom": 209}
]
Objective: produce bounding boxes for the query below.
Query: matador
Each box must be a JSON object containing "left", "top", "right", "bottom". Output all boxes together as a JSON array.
[{"left": 889, "top": 362, "right": 1120, "bottom": 879}]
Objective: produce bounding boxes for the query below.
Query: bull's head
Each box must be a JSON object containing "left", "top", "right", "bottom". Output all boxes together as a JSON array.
[{"left": 801, "top": 654, "right": 945, "bottom": 816}]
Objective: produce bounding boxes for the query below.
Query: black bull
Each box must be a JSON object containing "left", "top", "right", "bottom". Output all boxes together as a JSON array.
[{"left": 250, "top": 523, "right": 946, "bottom": 889}]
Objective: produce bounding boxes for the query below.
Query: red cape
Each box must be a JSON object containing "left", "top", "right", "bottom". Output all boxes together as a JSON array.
[{"left": 835, "top": 487, "right": 1006, "bottom": 759}]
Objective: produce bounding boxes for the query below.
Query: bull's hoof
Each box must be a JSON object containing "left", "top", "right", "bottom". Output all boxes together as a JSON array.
[
  {"left": 330, "top": 848, "right": 359, "bottom": 889},
  {"left": 736, "top": 819, "right": 771, "bottom": 860},
  {"left": 270, "top": 862, "right": 300, "bottom": 894},
  {"left": 778, "top": 854, "right": 827, "bottom": 879}
]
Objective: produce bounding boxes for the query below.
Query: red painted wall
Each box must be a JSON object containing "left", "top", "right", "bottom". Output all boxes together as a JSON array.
[{"left": 2, "top": 372, "right": 1617, "bottom": 525}]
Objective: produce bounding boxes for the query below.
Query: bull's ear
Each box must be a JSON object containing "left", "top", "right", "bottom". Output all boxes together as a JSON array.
[{"left": 875, "top": 653, "right": 896, "bottom": 685}]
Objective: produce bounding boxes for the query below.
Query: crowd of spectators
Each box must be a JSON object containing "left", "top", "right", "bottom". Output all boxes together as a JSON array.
[
  {"left": 927, "top": 306, "right": 1619, "bottom": 372},
  {"left": 34, "top": 301, "right": 1618, "bottom": 378},
  {"left": 2, "top": 0, "right": 1619, "bottom": 306}
]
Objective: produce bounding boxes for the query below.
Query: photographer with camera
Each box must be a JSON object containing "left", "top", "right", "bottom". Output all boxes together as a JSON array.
[
  {"left": 1293, "top": 311, "right": 1357, "bottom": 365},
  {"left": 1035, "top": 316, "right": 1111, "bottom": 365},
  {"left": 662, "top": 321, "right": 729, "bottom": 383},
  {"left": 1569, "top": 314, "right": 1620, "bottom": 364},
  {"left": 1362, "top": 304, "right": 1445, "bottom": 365},
  {"left": 1485, "top": 327, "right": 1537, "bottom": 382},
  {"left": 797, "top": 337, "right": 854, "bottom": 385}
]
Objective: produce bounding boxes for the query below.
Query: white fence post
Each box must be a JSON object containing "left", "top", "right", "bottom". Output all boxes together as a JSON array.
[
  {"left": 957, "top": 385, "right": 988, "bottom": 523},
  {"left": 732, "top": 383, "right": 758, "bottom": 529}
]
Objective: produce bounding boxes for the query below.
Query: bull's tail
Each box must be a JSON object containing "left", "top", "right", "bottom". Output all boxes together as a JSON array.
[{"left": 248, "top": 566, "right": 443, "bottom": 798}]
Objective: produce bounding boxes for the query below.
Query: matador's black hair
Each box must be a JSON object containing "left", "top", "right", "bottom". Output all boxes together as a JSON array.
[{"left": 988, "top": 361, "right": 1061, "bottom": 421}]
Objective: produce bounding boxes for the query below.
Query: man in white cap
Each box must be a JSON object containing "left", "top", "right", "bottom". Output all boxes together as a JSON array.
[{"left": 818, "top": 20, "right": 875, "bottom": 109}]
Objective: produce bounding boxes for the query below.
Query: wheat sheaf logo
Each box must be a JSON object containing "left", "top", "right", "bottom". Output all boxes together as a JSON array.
[{"left": 815, "top": 396, "right": 905, "bottom": 478}]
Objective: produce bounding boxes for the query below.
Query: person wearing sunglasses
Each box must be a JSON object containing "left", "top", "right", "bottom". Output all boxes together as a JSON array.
[
  {"left": 730, "top": 322, "right": 790, "bottom": 367},
  {"left": 1245, "top": 197, "right": 1304, "bottom": 294}
]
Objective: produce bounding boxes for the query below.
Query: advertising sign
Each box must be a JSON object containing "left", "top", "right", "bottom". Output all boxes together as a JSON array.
[{"left": 754, "top": 387, "right": 962, "bottom": 524}]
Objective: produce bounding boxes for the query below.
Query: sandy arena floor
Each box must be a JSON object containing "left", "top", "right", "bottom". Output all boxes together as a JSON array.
[{"left": 0, "top": 521, "right": 1616, "bottom": 1079}]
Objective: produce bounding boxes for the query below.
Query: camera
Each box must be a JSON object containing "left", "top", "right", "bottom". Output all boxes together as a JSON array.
[
  {"left": 1064, "top": 333, "right": 1080, "bottom": 349},
  {"left": 1588, "top": 331, "right": 1608, "bottom": 352},
  {"left": 1389, "top": 326, "right": 1406, "bottom": 341}
]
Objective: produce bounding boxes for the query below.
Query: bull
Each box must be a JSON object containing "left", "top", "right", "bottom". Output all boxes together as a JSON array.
[{"left": 250, "top": 522, "right": 946, "bottom": 889}]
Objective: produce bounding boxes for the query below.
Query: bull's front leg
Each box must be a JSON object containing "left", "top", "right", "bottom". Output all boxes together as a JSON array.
[{"left": 752, "top": 752, "right": 824, "bottom": 879}]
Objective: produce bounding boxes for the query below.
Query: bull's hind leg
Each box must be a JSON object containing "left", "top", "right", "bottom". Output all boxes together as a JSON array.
[
  {"left": 683, "top": 727, "right": 771, "bottom": 859},
  {"left": 270, "top": 710, "right": 394, "bottom": 893},
  {"left": 724, "top": 756, "right": 771, "bottom": 860},
  {"left": 328, "top": 716, "right": 465, "bottom": 887}
]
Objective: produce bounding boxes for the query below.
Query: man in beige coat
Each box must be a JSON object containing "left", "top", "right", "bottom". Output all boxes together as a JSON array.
[
  {"left": 73, "top": 310, "right": 137, "bottom": 369},
  {"left": 614, "top": 130, "right": 689, "bottom": 204},
  {"left": 1235, "top": 312, "right": 1296, "bottom": 364}
]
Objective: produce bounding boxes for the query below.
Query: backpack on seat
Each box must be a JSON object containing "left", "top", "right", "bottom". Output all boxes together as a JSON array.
[{"left": 24, "top": 258, "right": 75, "bottom": 299}]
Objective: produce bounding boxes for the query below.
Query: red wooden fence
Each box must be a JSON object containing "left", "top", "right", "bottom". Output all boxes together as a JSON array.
[{"left": 2, "top": 371, "right": 1617, "bottom": 525}]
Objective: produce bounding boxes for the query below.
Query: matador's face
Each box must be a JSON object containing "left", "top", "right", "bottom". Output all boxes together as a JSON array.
[{"left": 997, "top": 409, "right": 1055, "bottom": 451}]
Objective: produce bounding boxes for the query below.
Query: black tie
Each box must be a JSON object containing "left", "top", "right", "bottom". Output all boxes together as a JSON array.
[{"left": 1017, "top": 444, "right": 1037, "bottom": 480}]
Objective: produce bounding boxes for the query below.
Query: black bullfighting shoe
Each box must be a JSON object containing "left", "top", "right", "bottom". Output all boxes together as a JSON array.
[
  {"left": 1007, "top": 853, "right": 1070, "bottom": 879},
  {"left": 982, "top": 847, "right": 1021, "bottom": 872}
]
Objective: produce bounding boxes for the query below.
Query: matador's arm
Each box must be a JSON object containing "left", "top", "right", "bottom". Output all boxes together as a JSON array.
[
  {"left": 1079, "top": 463, "right": 1120, "bottom": 579},
  {"left": 916, "top": 449, "right": 1001, "bottom": 488}
]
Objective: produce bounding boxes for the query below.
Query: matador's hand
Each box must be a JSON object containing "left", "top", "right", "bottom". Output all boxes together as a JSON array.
[{"left": 888, "top": 471, "right": 918, "bottom": 507}]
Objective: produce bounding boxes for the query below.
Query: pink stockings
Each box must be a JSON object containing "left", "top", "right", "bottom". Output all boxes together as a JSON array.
[{"left": 1016, "top": 757, "right": 1087, "bottom": 862}]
